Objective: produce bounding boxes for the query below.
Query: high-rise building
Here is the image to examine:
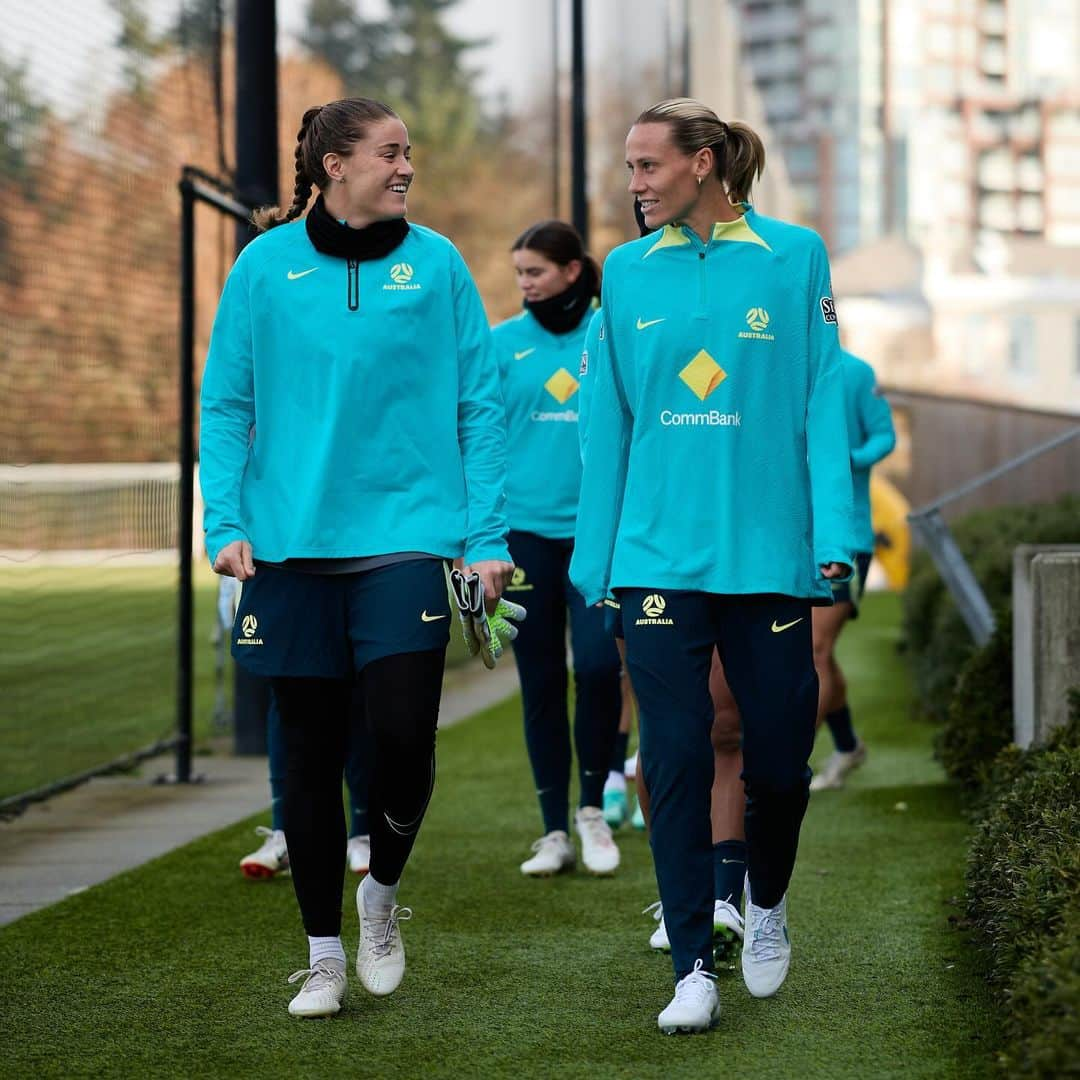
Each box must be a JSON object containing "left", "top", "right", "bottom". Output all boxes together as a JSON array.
[{"left": 727, "top": 0, "right": 1080, "bottom": 256}]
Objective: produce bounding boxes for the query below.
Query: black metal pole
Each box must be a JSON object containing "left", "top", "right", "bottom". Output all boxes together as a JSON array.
[
  {"left": 232, "top": 0, "right": 278, "bottom": 756},
  {"left": 234, "top": 0, "right": 279, "bottom": 248},
  {"left": 570, "top": 0, "right": 587, "bottom": 246},
  {"left": 177, "top": 178, "right": 196, "bottom": 784},
  {"left": 551, "top": 0, "right": 560, "bottom": 218}
]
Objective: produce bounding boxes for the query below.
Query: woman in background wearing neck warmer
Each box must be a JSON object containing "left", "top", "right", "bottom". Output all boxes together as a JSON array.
[
  {"left": 199, "top": 97, "right": 512, "bottom": 1019},
  {"left": 492, "top": 221, "right": 623, "bottom": 879}
]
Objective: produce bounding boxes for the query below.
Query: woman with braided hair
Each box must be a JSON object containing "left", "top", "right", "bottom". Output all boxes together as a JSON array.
[{"left": 200, "top": 98, "right": 513, "bottom": 1018}]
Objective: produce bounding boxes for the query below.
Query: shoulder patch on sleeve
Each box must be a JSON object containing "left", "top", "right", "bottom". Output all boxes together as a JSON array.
[
  {"left": 819, "top": 296, "right": 837, "bottom": 324},
  {"left": 579, "top": 349, "right": 588, "bottom": 376}
]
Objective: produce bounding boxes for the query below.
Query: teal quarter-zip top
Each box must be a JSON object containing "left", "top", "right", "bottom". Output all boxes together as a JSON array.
[
  {"left": 492, "top": 308, "right": 591, "bottom": 539},
  {"left": 570, "top": 208, "right": 855, "bottom": 606},
  {"left": 199, "top": 219, "right": 510, "bottom": 568}
]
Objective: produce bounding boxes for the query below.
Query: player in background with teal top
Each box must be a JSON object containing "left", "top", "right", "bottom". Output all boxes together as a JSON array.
[
  {"left": 809, "top": 350, "right": 896, "bottom": 791},
  {"left": 571, "top": 98, "right": 853, "bottom": 1034},
  {"left": 200, "top": 98, "right": 514, "bottom": 1019},
  {"left": 492, "top": 221, "right": 623, "bottom": 877}
]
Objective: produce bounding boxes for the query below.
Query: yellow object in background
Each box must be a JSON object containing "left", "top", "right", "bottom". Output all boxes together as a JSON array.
[{"left": 870, "top": 474, "right": 911, "bottom": 590}]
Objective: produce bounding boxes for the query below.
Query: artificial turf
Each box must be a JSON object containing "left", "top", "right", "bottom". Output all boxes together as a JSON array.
[{"left": 0, "top": 593, "right": 997, "bottom": 1078}]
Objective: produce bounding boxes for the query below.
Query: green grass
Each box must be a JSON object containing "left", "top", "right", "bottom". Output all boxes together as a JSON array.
[
  {"left": 0, "top": 563, "right": 471, "bottom": 800},
  {"left": 0, "top": 594, "right": 997, "bottom": 1078}
]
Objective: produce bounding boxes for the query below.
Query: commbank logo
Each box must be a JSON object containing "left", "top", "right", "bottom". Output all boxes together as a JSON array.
[
  {"left": 678, "top": 350, "right": 727, "bottom": 401},
  {"left": 635, "top": 593, "right": 674, "bottom": 627},
  {"left": 544, "top": 367, "right": 580, "bottom": 404}
]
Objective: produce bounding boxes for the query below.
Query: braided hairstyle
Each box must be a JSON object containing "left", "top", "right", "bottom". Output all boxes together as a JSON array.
[
  {"left": 634, "top": 98, "right": 765, "bottom": 205},
  {"left": 253, "top": 98, "right": 399, "bottom": 231}
]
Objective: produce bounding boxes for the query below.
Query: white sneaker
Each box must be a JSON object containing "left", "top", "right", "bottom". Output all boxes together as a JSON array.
[
  {"left": 657, "top": 959, "right": 720, "bottom": 1034},
  {"left": 347, "top": 835, "right": 371, "bottom": 875},
  {"left": 646, "top": 899, "right": 745, "bottom": 954},
  {"left": 520, "top": 830, "right": 576, "bottom": 877},
  {"left": 713, "top": 898, "right": 745, "bottom": 942},
  {"left": 287, "top": 959, "right": 347, "bottom": 1017},
  {"left": 742, "top": 880, "right": 791, "bottom": 998},
  {"left": 575, "top": 806, "right": 620, "bottom": 875},
  {"left": 810, "top": 741, "right": 867, "bottom": 792},
  {"left": 624, "top": 751, "right": 639, "bottom": 780},
  {"left": 239, "top": 826, "right": 289, "bottom": 879},
  {"left": 356, "top": 886, "right": 412, "bottom": 997},
  {"left": 644, "top": 900, "right": 670, "bottom": 950}
]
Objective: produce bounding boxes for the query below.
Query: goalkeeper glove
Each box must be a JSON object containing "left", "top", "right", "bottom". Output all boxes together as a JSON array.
[
  {"left": 448, "top": 568, "right": 526, "bottom": 669},
  {"left": 217, "top": 575, "right": 241, "bottom": 633}
]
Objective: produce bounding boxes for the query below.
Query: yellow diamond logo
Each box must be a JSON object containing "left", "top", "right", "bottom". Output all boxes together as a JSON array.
[
  {"left": 544, "top": 367, "right": 580, "bottom": 404},
  {"left": 746, "top": 307, "right": 770, "bottom": 332},
  {"left": 678, "top": 350, "right": 726, "bottom": 401},
  {"left": 390, "top": 262, "right": 413, "bottom": 284}
]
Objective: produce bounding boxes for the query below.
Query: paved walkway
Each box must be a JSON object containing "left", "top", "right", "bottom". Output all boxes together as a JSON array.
[{"left": 0, "top": 663, "right": 519, "bottom": 926}]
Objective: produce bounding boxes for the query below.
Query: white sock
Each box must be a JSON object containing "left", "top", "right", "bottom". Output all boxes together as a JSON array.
[
  {"left": 362, "top": 873, "right": 399, "bottom": 917},
  {"left": 308, "top": 935, "right": 346, "bottom": 969},
  {"left": 603, "top": 770, "right": 627, "bottom": 794}
]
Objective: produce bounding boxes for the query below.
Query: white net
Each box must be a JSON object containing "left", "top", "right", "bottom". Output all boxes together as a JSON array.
[{"left": 0, "top": 464, "right": 218, "bottom": 801}]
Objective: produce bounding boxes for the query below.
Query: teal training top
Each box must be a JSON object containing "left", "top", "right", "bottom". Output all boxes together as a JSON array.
[
  {"left": 199, "top": 220, "right": 510, "bottom": 567},
  {"left": 492, "top": 308, "right": 590, "bottom": 539},
  {"left": 569, "top": 208, "right": 855, "bottom": 606},
  {"left": 576, "top": 308, "right": 603, "bottom": 461},
  {"left": 841, "top": 349, "right": 896, "bottom": 554}
]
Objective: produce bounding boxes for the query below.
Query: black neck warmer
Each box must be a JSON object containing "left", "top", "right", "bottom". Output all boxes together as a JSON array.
[
  {"left": 525, "top": 260, "right": 598, "bottom": 334},
  {"left": 305, "top": 195, "right": 410, "bottom": 261}
]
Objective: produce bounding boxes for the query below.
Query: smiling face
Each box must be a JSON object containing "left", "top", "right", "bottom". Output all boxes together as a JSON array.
[
  {"left": 323, "top": 116, "right": 414, "bottom": 226},
  {"left": 625, "top": 121, "right": 707, "bottom": 230},
  {"left": 512, "top": 248, "right": 581, "bottom": 303}
]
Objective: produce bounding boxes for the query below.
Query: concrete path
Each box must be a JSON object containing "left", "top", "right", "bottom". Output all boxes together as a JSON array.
[{"left": 0, "top": 663, "right": 519, "bottom": 926}]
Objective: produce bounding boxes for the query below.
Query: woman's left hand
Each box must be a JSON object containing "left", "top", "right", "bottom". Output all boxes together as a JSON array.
[
  {"left": 464, "top": 559, "right": 516, "bottom": 612},
  {"left": 820, "top": 562, "right": 851, "bottom": 580}
]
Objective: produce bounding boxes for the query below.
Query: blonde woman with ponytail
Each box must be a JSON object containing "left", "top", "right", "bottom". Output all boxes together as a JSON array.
[
  {"left": 200, "top": 98, "right": 514, "bottom": 1018},
  {"left": 570, "top": 98, "right": 854, "bottom": 1033}
]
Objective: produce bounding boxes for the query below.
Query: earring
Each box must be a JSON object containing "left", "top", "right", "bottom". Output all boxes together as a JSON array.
[{"left": 697, "top": 175, "right": 704, "bottom": 187}]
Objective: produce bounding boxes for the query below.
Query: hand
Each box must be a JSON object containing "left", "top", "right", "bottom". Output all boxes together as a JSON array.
[
  {"left": 213, "top": 540, "right": 255, "bottom": 580},
  {"left": 463, "top": 559, "right": 515, "bottom": 614},
  {"left": 820, "top": 561, "right": 850, "bottom": 580}
]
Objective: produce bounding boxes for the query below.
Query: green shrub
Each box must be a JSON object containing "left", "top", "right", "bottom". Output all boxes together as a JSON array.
[
  {"left": 999, "top": 900, "right": 1080, "bottom": 1078},
  {"left": 966, "top": 706, "right": 1080, "bottom": 986},
  {"left": 936, "top": 619, "right": 1013, "bottom": 789},
  {"left": 903, "top": 495, "right": 1080, "bottom": 725}
]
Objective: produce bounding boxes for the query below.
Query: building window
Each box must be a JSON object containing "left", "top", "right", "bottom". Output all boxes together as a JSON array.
[{"left": 1009, "top": 316, "right": 1036, "bottom": 376}]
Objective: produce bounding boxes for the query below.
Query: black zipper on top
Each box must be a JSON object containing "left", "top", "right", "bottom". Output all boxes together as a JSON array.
[{"left": 347, "top": 259, "right": 360, "bottom": 311}]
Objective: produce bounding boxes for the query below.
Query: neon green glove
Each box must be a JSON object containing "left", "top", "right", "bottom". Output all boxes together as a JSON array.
[{"left": 448, "top": 569, "right": 527, "bottom": 669}]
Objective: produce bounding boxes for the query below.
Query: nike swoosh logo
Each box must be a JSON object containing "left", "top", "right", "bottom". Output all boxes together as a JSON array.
[
  {"left": 514, "top": 348, "right": 536, "bottom": 360},
  {"left": 771, "top": 618, "right": 804, "bottom": 633},
  {"left": 287, "top": 268, "right": 318, "bottom": 280},
  {"left": 721, "top": 858, "right": 744, "bottom": 864},
  {"left": 421, "top": 611, "right": 448, "bottom": 623},
  {"left": 636, "top": 317, "right": 665, "bottom": 330}
]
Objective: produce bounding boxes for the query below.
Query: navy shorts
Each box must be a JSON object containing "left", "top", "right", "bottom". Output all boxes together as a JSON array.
[
  {"left": 231, "top": 559, "right": 452, "bottom": 678},
  {"left": 831, "top": 551, "right": 873, "bottom": 615}
]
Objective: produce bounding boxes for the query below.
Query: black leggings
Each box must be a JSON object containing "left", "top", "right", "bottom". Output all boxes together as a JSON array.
[{"left": 272, "top": 649, "right": 445, "bottom": 937}]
